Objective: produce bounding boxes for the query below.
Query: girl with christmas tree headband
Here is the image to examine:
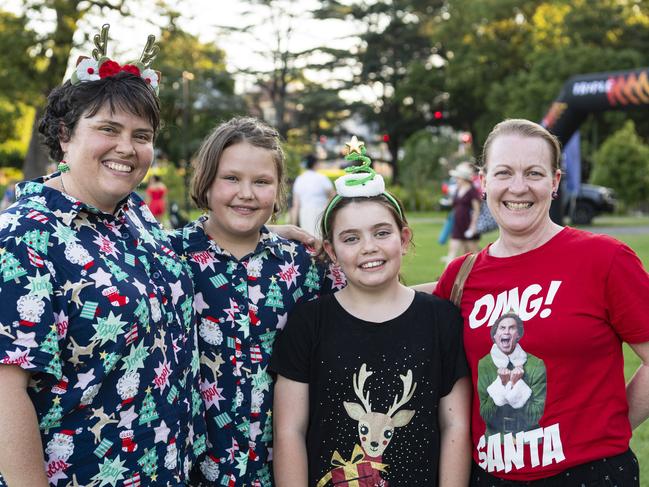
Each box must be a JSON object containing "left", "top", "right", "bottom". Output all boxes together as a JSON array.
[
  {"left": 271, "top": 136, "right": 471, "bottom": 487},
  {"left": 168, "top": 117, "right": 340, "bottom": 485},
  {"left": 0, "top": 24, "right": 207, "bottom": 486}
]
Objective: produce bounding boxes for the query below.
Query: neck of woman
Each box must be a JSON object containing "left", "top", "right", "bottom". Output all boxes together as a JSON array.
[
  {"left": 336, "top": 281, "right": 414, "bottom": 323},
  {"left": 203, "top": 217, "right": 259, "bottom": 261},
  {"left": 490, "top": 220, "right": 564, "bottom": 258}
]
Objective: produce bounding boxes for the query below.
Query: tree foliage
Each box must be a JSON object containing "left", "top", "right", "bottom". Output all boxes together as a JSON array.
[
  {"left": 592, "top": 120, "right": 649, "bottom": 209},
  {"left": 400, "top": 128, "right": 459, "bottom": 190},
  {"left": 436, "top": 0, "right": 649, "bottom": 149},
  {"left": 226, "top": 0, "right": 350, "bottom": 139},
  {"left": 0, "top": 12, "right": 40, "bottom": 142},
  {"left": 154, "top": 22, "right": 242, "bottom": 165},
  {"left": 11, "top": 0, "right": 178, "bottom": 178},
  {"left": 315, "top": 0, "right": 446, "bottom": 183},
  {"left": 4, "top": 0, "right": 649, "bottom": 205}
]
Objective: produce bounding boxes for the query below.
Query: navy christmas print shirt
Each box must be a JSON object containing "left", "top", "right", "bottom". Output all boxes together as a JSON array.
[
  {"left": 0, "top": 175, "right": 206, "bottom": 486},
  {"left": 170, "top": 216, "right": 343, "bottom": 486}
]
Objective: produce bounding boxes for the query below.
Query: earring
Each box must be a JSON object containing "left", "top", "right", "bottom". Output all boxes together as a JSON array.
[
  {"left": 481, "top": 192, "right": 487, "bottom": 201},
  {"left": 551, "top": 190, "right": 558, "bottom": 200},
  {"left": 58, "top": 160, "right": 70, "bottom": 173}
]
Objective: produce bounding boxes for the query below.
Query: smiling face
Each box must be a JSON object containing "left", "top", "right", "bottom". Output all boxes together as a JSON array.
[
  {"left": 324, "top": 200, "right": 411, "bottom": 292},
  {"left": 205, "top": 141, "right": 279, "bottom": 248},
  {"left": 59, "top": 104, "right": 154, "bottom": 213},
  {"left": 480, "top": 134, "right": 561, "bottom": 239},
  {"left": 492, "top": 316, "right": 521, "bottom": 355}
]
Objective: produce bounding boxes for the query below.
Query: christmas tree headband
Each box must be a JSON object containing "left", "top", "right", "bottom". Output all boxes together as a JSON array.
[
  {"left": 70, "top": 24, "right": 161, "bottom": 95},
  {"left": 323, "top": 136, "right": 403, "bottom": 234}
]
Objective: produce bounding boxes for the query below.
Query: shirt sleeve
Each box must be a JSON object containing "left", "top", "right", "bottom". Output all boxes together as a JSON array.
[
  {"left": 270, "top": 301, "right": 315, "bottom": 383},
  {"left": 605, "top": 242, "right": 649, "bottom": 343},
  {"left": 0, "top": 234, "right": 62, "bottom": 379},
  {"left": 436, "top": 298, "right": 469, "bottom": 397}
]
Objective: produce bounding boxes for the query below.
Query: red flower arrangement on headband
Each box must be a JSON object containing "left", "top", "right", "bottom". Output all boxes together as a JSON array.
[{"left": 71, "top": 24, "right": 161, "bottom": 94}]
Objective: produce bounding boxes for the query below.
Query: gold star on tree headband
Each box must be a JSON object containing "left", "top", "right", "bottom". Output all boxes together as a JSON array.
[
  {"left": 323, "top": 136, "right": 403, "bottom": 233},
  {"left": 343, "top": 135, "right": 365, "bottom": 156},
  {"left": 70, "top": 24, "right": 162, "bottom": 95}
]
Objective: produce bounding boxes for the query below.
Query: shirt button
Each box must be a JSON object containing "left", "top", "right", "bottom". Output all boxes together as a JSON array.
[
  {"left": 121, "top": 232, "right": 130, "bottom": 240},
  {"left": 152, "top": 271, "right": 162, "bottom": 279}
]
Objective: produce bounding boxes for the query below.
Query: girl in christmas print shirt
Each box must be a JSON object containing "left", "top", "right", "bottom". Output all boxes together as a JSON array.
[{"left": 169, "top": 117, "right": 337, "bottom": 486}]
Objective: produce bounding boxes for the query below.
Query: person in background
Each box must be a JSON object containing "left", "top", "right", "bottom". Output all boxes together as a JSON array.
[
  {"left": 0, "top": 180, "right": 16, "bottom": 211},
  {"left": 434, "top": 118, "right": 649, "bottom": 486},
  {"left": 0, "top": 25, "right": 205, "bottom": 486},
  {"left": 444, "top": 161, "right": 481, "bottom": 264},
  {"left": 145, "top": 173, "right": 168, "bottom": 223},
  {"left": 169, "top": 117, "right": 339, "bottom": 486},
  {"left": 290, "top": 154, "right": 334, "bottom": 239}
]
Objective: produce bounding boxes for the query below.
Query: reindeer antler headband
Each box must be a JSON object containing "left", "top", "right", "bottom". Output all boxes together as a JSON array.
[
  {"left": 322, "top": 136, "right": 403, "bottom": 234},
  {"left": 70, "top": 24, "right": 161, "bottom": 95}
]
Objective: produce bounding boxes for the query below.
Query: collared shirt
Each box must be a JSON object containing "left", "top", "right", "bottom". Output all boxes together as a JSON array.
[
  {"left": 0, "top": 175, "right": 206, "bottom": 486},
  {"left": 170, "top": 217, "right": 343, "bottom": 486}
]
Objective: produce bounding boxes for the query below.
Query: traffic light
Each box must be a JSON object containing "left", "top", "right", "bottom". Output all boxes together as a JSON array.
[
  {"left": 434, "top": 111, "right": 443, "bottom": 120},
  {"left": 382, "top": 134, "right": 390, "bottom": 142}
]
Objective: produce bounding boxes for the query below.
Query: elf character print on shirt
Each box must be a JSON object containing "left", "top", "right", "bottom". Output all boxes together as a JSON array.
[
  {"left": 318, "top": 364, "right": 417, "bottom": 487},
  {"left": 469, "top": 284, "right": 565, "bottom": 475},
  {"left": 477, "top": 312, "right": 547, "bottom": 438}
]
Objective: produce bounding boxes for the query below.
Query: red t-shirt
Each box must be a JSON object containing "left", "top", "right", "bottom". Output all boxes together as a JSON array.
[{"left": 434, "top": 227, "right": 649, "bottom": 481}]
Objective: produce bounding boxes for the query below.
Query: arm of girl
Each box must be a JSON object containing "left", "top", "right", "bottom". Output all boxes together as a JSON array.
[
  {"left": 0, "top": 365, "right": 49, "bottom": 486},
  {"left": 438, "top": 376, "right": 471, "bottom": 487},
  {"left": 268, "top": 224, "right": 316, "bottom": 247},
  {"left": 274, "top": 375, "right": 310, "bottom": 487},
  {"left": 626, "top": 340, "right": 649, "bottom": 429}
]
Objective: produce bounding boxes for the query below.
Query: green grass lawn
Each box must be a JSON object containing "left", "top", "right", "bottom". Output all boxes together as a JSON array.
[{"left": 401, "top": 213, "right": 649, "bottom": 483}]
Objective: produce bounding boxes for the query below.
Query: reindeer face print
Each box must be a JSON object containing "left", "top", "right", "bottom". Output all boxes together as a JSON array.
[{"left": 344, "top": 363, "right": 417, "bottom": 458}]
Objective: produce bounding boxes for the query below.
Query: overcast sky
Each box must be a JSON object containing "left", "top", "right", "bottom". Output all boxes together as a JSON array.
[{"left": 5, "top": 0, "right": 358, "bottom": 92}]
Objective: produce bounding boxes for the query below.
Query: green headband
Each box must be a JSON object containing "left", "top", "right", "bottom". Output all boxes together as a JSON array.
[{"left": 322, "top": 136, "right": 404, "bottom": 234}]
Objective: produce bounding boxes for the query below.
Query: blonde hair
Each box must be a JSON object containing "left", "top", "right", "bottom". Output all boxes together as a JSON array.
[{"left": 481, "top": 119, "right": 562, "bottom": 172}]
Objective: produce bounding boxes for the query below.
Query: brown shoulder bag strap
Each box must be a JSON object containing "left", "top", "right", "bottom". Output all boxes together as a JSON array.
[{"left": 449, "top": 253, "right": 478, "bottom": 307}]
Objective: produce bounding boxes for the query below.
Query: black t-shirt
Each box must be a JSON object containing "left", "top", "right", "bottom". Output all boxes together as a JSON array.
[{"left": 270, "top": 291, "right": 468, "bottom": 487}]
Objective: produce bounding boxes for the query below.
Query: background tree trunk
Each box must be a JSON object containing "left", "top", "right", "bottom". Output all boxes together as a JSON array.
[{"left": 23, "top": 107, "right": 49, "bottom": 180}]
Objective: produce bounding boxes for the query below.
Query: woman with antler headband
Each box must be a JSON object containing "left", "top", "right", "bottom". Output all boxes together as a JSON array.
[{"left": 0, "top": 25, "right": 206, "bottom": 485}]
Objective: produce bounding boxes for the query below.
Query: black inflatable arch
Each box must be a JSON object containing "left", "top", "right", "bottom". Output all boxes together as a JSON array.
[
  {"left": 541, "top": 67, "right": 649, "bottom": 222},
  {"left": 542, "top": 67, "right": 649, "bottom": 145}
]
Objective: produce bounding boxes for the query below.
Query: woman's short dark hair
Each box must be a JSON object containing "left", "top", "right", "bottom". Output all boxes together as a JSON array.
[
  {"left": 38, "top": 72, "right": 160, "bottom": 161},
  {"left": 190, "top": 117, "right": 286, "bottom": 212}
]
